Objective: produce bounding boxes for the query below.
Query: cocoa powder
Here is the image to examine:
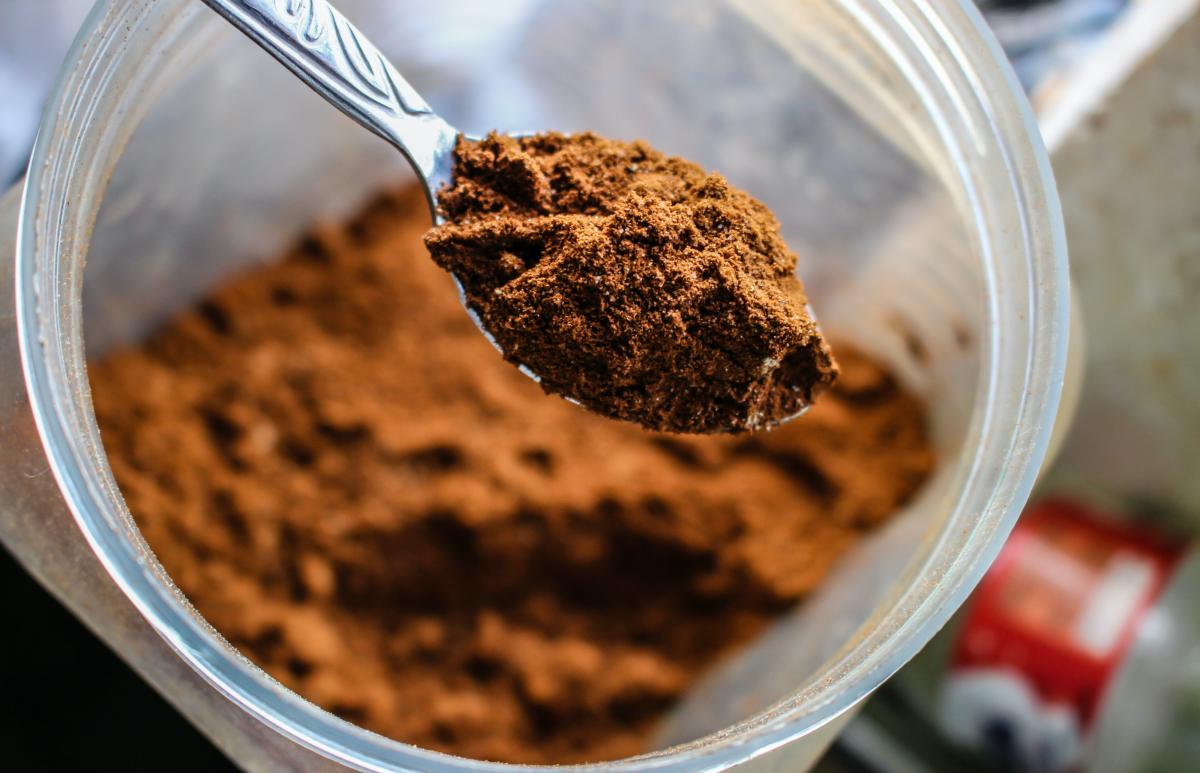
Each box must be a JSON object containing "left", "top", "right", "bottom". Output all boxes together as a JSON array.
[
  {"left": 90, "top": 185, "right": 933, "bottom": 764},
  {"left": 425, "top": 132, "right": 838, "bottom": 434}
]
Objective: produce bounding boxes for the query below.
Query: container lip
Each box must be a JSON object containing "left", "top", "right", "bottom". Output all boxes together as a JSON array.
[{"left": 16, "top": 0, "right": 1068, "bottom": 770}]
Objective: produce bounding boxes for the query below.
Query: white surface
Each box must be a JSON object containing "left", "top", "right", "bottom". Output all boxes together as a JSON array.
[{"left": 1044, "top": 0, "right": 1200, "bottom": 526}]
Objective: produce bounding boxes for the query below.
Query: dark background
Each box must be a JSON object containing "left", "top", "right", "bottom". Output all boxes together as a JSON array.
[{"left": 0, "top": 549, "right": 233, "bottom": 770}]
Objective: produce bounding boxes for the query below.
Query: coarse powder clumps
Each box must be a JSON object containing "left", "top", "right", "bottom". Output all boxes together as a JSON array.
[
  {"left": 90, "top": 185, "right": 933, "bottom": 765},
  {"left": 424, "top": 132, "right": 838, "bottom": 434}
]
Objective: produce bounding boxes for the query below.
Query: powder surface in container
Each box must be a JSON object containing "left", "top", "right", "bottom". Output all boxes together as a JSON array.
[
  {"left": 425, "top": 132, "right": 838, "bottom": 434},
  {"left": 90, "top": 185, "right": 933, "bottom": 765}
]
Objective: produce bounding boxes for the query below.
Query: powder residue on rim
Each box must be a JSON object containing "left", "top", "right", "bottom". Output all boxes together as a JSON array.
[{"left": 424, "top": 132, "right": 838, "bottom": 434}]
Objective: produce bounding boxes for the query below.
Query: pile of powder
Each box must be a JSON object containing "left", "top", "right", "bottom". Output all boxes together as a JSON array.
[
  {"left": 90, "top": 185, "right": 933, "bottom": 765},
  {"left": 425, "top": 132, "right": 838, "bottom": 434}
]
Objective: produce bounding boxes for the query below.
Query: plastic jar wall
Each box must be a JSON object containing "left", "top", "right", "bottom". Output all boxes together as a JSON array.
[{"left": 0, "top": 0, "right": 1068, "bottom": 770}]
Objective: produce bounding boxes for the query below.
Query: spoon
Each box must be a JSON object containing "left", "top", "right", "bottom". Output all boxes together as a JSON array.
[
  {"left": 200, "top": 0, "right": 459, "bottom": 215},
  {"left": 200, "top": 0, "right": 826, "bottom": 433},
  {"left": 199, "top": 0, "right": 525, "bottom": 360}
]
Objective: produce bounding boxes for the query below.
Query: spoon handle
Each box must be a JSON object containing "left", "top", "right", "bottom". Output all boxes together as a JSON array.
[{"left": 200, "top": 0, "right": 457, "bottom": 191}]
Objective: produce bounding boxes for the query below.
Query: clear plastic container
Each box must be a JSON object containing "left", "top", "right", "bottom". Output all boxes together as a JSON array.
[
  {"left": 872, "top": 502, "right": 1200, "bottom": 773},
  {"left": 0, "top": 0, "right": 1068, "bottom": 769}
]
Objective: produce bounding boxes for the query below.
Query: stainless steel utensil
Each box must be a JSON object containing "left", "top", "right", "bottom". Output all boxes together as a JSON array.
[{"left": 199, "top": 0, "right": 818, "bottom": 431}]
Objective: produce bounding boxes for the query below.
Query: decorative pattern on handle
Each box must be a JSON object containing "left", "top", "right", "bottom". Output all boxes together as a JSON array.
[
  {"left": 202, "top": 0, "right": 459, "bottom": 207},
  {"left": 274, "top": 0, "right": 431, "bottom": 116},
  {"left": 203, "top": 0, "right": 434, "bottom": 122}
]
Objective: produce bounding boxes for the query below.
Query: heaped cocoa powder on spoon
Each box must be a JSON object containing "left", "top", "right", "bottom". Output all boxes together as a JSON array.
[
  {"left": 425, "top": 132, "right": 838, "bottom": 434},
  {"left": 90, "top": 185, "right": 932, "bottom": 764}
]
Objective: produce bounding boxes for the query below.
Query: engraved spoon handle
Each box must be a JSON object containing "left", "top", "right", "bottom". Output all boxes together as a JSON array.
[{"left": 200, "top": 0, "right": 458, "bottom": 195}]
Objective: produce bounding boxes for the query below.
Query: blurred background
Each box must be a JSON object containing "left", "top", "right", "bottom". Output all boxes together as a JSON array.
[
  {"left": 0, "top": 0, "right": 1131, "bottom": 190},
  {"left": 2, "top": 0, "right": 1196, "bottom": 771}
]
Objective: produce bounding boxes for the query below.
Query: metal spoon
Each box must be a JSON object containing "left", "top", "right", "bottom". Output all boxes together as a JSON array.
[
  {"left": 200, "top": 0, "right": 820, "bottom": 432},
  {"left": 200, "top": 0, "right": 527, "bottom": 369},
  {"left": 199, "top": 0, "right": 459, "bottom": 216}
]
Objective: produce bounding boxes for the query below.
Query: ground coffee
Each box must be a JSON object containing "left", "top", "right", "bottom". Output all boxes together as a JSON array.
[
  {"left": 425, "top": 132, "right": 838, "bottom": 434},
  {"left": 91, "top": 185, "right": 933, "bottom": 764}
]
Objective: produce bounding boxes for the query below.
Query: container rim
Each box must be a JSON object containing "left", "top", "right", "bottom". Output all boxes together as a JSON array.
[{"left": 16, "top": 0, "right": 1068, "bottom": 770}]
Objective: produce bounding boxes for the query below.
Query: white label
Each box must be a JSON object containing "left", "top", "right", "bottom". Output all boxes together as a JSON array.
[{"left": 1072, "top": 553, "right": 1155, "bottom": 656}]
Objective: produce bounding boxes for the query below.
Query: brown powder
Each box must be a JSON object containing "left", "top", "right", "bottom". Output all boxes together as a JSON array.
[
  {"left": 90, "top": 185, "right": 933, "bottom": 765},
  {"left": 425, "top": 132, "right": 838, "bottom": 434}
]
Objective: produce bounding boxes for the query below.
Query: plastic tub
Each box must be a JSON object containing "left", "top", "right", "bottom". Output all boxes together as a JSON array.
[{"left": 0, "top": 0, "right": 1068, "bottom": 769}]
